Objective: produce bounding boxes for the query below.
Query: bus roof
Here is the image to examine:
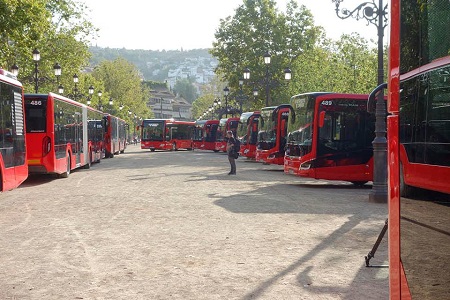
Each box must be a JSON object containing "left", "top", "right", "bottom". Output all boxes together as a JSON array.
[{"left": 0, "top": 69, "right": 22, "bottom": 87}]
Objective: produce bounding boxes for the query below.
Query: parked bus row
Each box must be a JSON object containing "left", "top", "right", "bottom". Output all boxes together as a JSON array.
[{"left": 0, "top": 69, "right": 128, "bottom": 192}]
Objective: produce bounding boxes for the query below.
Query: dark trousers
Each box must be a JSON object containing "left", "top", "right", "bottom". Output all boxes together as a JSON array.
[{"left": 228, "top": 155, "right": 236, "bottom": 174}]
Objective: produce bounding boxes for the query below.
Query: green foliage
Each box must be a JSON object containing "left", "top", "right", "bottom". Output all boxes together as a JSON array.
[
  {"left": 0, "top": 0, "right": 96, "bottom": 94},
  {"left": 173, "top": 78, "right": 198, "bottom": 103},
  {"left": 210, "top": 0, "right": 322, "bottom": 108},
  {"left": 92, "top": 58, "right": 151, "bottom": 124},
  {"left": 287, "top": 33, "right": 379, "bottom": 97}
]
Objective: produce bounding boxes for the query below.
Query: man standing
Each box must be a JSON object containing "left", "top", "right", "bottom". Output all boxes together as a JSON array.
[{"left": 226, "top": 130, "right": 237, "bottom": 175}]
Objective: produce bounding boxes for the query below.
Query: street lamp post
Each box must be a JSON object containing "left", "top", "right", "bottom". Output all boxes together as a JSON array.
[
  {"left": 223, "top": 86, "right": 229, "bottom": 118},
  {"left": 32, "top": 48, "right": 40, "bottom": 93},
  {"left": 213, "top": 98, "right": 220, "bottom": 119},
  {"left": 263, "top": 51, "right": 271, "bottom": 106},
  {"left": 87, "top": 85, "right": 94, "bottom": 106},
  {"left": 72, "top": 74, "right": 79, "bottom": 102},
  {"left": 245, "top": 53, "right": 292, "bottom": 107},
  {"left": 53, "top": 62, "right": 62, "bottom": 93},
  {"left": 236, "top": 77, "right": 248, "bottom": 114},
  {"left": 98, "top": 91, "right": 103, "bottom": 111},
  {"left": 332, "top": 0, "right": 388, "bottom": 202}
]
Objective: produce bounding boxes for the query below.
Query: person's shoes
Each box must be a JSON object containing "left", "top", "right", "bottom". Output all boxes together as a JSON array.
[{"left": 229, "top": 172, "right": 236, "bottom": 175}]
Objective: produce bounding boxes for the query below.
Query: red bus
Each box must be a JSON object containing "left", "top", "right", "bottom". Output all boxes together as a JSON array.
[
  {"left": 192, "top": 119, "right": 219, "bottom": 151},
  {"left": 388, "top": 1, "right": 450, "bottom": 299},
  {"left": 103, "top": 114, "right": 127, "bottom": 158},
  {"left": 255, "top": 105, "right": 290, "bottom": 165},
  {"left": 141, "top": 119, "right": 194, "bottom": 151},
  {"left": 0, "top": 69, "right": 27, "bottom": 191},
  {"left": 284, "top": 93, "right": 375, "bottom": 185},
  {"left": 214, "top": 117, "right": 239, "bottom": 152},
  {"left": 24, "top": 93, "right": 104, "bottom": 177},
  {"left": 237, "top": 111, "right": 260, "bottom": 159}
]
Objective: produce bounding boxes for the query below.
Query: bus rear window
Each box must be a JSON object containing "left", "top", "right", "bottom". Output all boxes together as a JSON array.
[{"left": 25, "top": 99, "right": 47, "bottom": 133}]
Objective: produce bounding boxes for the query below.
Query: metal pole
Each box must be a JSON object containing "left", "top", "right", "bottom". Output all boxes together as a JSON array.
[
  {"left": 225, "top": 95, "right": 228, "bottom": 118},
  {"left": 34, "top": 61, "right": 39, "bottom": 93},
  {"left": 369, "top": 0, "right": 387, "bottom": 202},
  {"left": 265, "top": 65, "right": 270, "bottom": 106}
]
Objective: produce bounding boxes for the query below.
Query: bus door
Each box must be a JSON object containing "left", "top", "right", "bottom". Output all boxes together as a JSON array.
[{"left": 74, "top": 111, "right": 82, "bottom": 166}]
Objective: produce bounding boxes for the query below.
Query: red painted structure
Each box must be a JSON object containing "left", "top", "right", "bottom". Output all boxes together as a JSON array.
[
  {"left": 141, "top": 119, "right": 194, "bottom": 151},
  {"left": 192, "top": 119, "right": 219, "bottom": 151},
  {"left": 214, "top": 117, "right": 239, "bottom": 153},
  {"left": 255, "top": 105, "right": 290, "bottom": 165},
  {"left": 237, "top": 111, "right": 260, "bottom": 159},
  {"left": 388, "top": 1, "right": 450, "bottom": 299},
  {"left": 0, "top": 69, "right": 28, "bottom": 191},
  {"left": 24, "top": 93, "right": 104, "bottom": 177},
  {"left": 284, "top": 93, "right": 374, "bottom": 185}
]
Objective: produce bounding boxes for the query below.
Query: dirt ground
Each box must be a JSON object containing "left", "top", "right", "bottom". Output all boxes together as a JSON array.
[{"left": 0, "top": 145, "right": 389, "bottom": 299}]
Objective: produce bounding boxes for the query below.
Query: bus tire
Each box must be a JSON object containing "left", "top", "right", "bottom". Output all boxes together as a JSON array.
[
  {"left": 351, "top": 181, "right": 368, "bottom": 186},
  {"left": 172, "top": 143, "right": 177, "bottom": 151},
  {"left": 400, "top": 163, "right": 414, "bottom": 197},
  {"left": 109, "top": 152, "right": 114, "bottom": 158},
  {"left": 60, "top": 154, "right": 71, "bottom": 178},
  {"left": 150, "top": 149, "right": 155, "bottom": 152}
]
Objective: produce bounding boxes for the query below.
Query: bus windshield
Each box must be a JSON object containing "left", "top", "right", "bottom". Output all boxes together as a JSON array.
[
  {"left": 142, "top": 120, "right": 164, "bottom": 141},
  {"left": 287, "top": 97, "right": 313, "bottom": 156},
  {"left": 317, "top": 99, "right": 374, "bottom": 155},
  {"left": 258, "top": 107, "right": 276, "bottom": 150}
]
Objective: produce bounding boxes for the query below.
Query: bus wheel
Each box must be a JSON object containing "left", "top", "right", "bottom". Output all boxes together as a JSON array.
[
  {"left": 400, "top": 163, "right": 414, "bottom": 197},
  {"left": 109, "top": 152, "right": 114, "bottom": 158},
  {"left": 150, "top": 149, "right": 155, "bottom": 152},
  {"left": 60, "top": 154, "right": 71, "bottom": 178},
  {"left": 172, "top": 143, "right": 177, "bottom": 151},
  {"left": 351, "top": 181, "right": 368, "bottom": 186}
]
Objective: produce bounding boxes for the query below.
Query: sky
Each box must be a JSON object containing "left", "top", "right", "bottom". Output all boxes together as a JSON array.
[{"left": 86, "top": 0, "right": 382, "bottom": 51}]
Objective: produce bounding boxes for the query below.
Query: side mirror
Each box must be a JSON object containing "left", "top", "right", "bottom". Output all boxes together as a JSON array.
[{"left": 319, "top": 111, "right": 326, "bottom": 128}]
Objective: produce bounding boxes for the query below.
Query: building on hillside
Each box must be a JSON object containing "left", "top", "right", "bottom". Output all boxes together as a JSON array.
[
  {"left": 172, "top": 97, "right": 192, "bottom": 120},
  {"left": 148, "top": 86, "right": 192, "bottom": 120}
]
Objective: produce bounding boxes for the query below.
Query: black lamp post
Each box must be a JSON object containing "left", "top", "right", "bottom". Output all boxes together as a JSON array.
[
  {"left": 332, "top": 0, "right": 388, "bottom": 202},
  {"left": 97, "top": 91, "right": 103, "bottom": 111},
  {"left": 73, "top": 74, "right": 79, "bottom": 101},
  {"left": 263, "top": 51, "right": 272, "bottom": 106},
  {"left": 223, "top": 86, "right": 229, "bottom": 118},
  {"left": 236, "top": 77, "right": 248, "bottom": 114},
  {"left": 246, "top": 52, "right": 292, "bottom": 107},
  {"left": 53, "top": 62, "right": 61, "bottom": 93},
  {"left": 213, "top": 98, "right": 220, "bottom": 119},
  {"left": 108, "top": 97, "right": 113, "bottom": 113},
  {"left": 87, "top": 85, "right": 94, "bottom": 106},
  {"left": 32, "top": 48, "right": 40, "bottom": 93}
]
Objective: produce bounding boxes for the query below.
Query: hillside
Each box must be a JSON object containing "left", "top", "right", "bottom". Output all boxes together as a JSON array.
[{"left": 89, "top": 47, "right": 216, "bottom": 82}]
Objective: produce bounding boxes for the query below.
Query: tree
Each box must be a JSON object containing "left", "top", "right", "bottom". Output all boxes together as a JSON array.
[
  {"left": 173, "top": 78, "right": 198, "bottom": 103},
  {"left": 210, "top": 0, "right": 322, "bottom": 108},
  {"left": 0, "top": 0, "right": 96, "bottom": 94},
  {"left": 92, "top": 58, "right": 151, "bottom": 124}
]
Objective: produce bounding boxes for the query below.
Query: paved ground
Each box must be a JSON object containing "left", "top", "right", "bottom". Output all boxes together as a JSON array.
[{"left": 0, "top": 144, "right": 389, "bottom": 299}]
